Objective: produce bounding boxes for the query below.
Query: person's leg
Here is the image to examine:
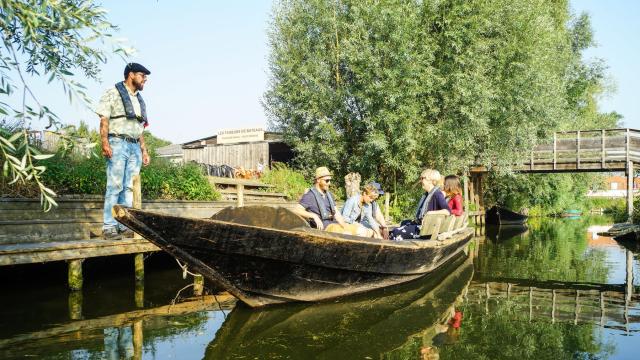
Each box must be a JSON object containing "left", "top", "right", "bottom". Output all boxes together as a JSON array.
[
  {"left": 103, "top": 138, "right": 126, "bottom": 235},
  {"left": 117, "top": 142, "right": 142, "bottom": 232}
]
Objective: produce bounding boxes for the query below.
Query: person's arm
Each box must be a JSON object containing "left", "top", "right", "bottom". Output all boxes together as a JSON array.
[
  {"left": 427, "top": 191, "right": 451, "bottom": 215},
  {"left": 292, "top": 204, "right": 323, "bottom": 229},
  {"left": 99, "top": 116, "right": 112, "bottom": 158},
  {"left": 334, "top": 210, "right": 347, "bottom": 227},
  {"left": 138, "top": 132, "right": 150, "bottom": 166},
  {"left": 451, "top": 195, "right": 463, "bottom": 216},
  {"left": 373, "top": 203, "right": 386, "bottom": 227}
]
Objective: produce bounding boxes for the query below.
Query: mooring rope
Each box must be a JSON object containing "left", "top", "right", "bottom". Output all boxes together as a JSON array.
[{"left": 175, "top": 258, "right": 199, "bottom": 279}]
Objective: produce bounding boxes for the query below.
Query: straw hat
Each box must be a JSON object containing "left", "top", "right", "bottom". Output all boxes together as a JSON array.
[{"left": 315, "top": 166, "right": 333, "bottom": 180}]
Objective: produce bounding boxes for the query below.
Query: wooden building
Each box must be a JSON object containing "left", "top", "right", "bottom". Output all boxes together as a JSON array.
[{"left": 181, "top": 128, "right": 293, "bottom": 169}]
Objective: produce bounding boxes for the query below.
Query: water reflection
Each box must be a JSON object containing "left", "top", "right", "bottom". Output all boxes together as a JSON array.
[
  {"left": 1, "top": 216, "right": 640, "bottom": 359},
  {"left": 205, "top": 253, "right": 474, "bottom": 360}
]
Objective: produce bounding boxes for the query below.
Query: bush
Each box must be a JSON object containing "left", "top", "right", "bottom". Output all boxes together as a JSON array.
[
  {"left": 2, "top": 152, "right": 219, "bottom": 201},
  {"left": 261, "top": 162, "right": 311, "bottom": 201},
  {"left": 142, "top": 160, "right": 220, "bottom": 200}
]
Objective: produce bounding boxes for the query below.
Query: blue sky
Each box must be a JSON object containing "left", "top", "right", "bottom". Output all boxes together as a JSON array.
[{"left": 22, "top": 1, "right": 640, "bottom": 144}]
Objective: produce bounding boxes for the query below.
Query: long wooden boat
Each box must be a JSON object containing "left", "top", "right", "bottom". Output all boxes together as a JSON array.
[
  {"left": 205, "top": 252, "right": 474, "bottom": 359},
  {"left": 485, "top": 206, "right": 528, "bottom": 225},
  {"left": 113, "top": 205, "right": 473, "bottom": 308}
]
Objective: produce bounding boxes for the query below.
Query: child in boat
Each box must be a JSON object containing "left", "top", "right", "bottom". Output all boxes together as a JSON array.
[
  {"left": 341, "top": 183, "right": 383, "bottom": 238},
  {"left": 390, "top": 169, "right": 451, "bottom": 240},
  {"left": 443, "top": 175, "right": 464, "bottom": 216}
]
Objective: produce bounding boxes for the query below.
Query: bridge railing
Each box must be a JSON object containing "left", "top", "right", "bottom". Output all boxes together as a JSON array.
[{"left": 520, "top": 128, "right": 640, "bottom": 172}]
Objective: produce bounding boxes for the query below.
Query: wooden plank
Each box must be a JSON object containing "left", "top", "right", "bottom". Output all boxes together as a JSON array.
[
  {"left": 0, "top": 239, "right": 160, "bottom": 266},
  {"left": 208, "top": 176, "right": 274, "bottom": 188},
  {"left": 577, "top": 130, "right": 581, "bottom": 169},
  {"left": 602, "top": 129, "right": 606, "bottom": 168}
]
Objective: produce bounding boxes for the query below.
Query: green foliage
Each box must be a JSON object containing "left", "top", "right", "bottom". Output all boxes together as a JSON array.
[
  {"left": 142, "top": 160, "right": 220, "bottom": 201},
  {"left": 260, "top": 162, "right": 309, "bottom": 200},
  {"left": 265, "top": 0, "right": 619, "bottom": 214},
  {"left": 142, "top": 130, "right": 172, "bottom": 157},
  {"left": 485, "top": 172, "right": 605, "bottom": 216},
  {"left": 2, "top": 153, "right": 219, "bottom": 201},
  {"left": 0, "top": 0, "right": 130, "bottom": 210}
]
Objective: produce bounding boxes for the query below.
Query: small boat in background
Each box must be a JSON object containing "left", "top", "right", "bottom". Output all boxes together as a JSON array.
[
  {"left": 485, "top": 206, "right": 528, "bottom": 225},
  {"left": 561, "top": 209, "right": 582, "bottom": 218}
]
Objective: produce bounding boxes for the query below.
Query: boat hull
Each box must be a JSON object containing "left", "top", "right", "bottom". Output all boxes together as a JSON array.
[
  {"left": 113, "top": 205, "right": 473, "bottom": 307},
  {"left": 485, "top": 206, "right": 528, "bottom": 225}
]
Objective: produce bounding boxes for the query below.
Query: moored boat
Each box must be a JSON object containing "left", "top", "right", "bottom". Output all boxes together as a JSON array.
[
  {"left": 113, "top": 205, "right": 473, "bottom": 307},
  {"left": 485, "top": 206, "right": 528, "bottom": 225}
]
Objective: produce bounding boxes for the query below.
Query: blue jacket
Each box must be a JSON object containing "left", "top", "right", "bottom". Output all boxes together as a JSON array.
[{"left": 341, "top": 194, "right": 380, "bottom": 230}]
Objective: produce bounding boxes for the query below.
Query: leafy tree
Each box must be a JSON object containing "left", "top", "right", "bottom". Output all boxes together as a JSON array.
[
  {"left": 0, "top": 0, "right": 128, "bottom": 210},
  {"left": 265, "top": 0, "right": 618, "bottom": 212}
]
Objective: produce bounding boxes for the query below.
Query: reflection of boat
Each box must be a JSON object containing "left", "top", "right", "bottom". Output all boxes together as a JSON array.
[
  {"left": 204, "top": 253, "right": 474, "bottom": 360},
  {"left": 114, "top": 205, "right": 474, "bottom": 307},
  {"left": 486, "top": 224, "right": 528, "bottom": 242},
  {"left": 560, "top": 209, "right": 582, "bottom": 218},
  {"left": 485, "top": 206, "right": 528, "bottom": 225}
]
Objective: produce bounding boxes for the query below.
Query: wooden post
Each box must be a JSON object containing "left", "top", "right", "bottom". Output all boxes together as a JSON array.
[
  {"left": 193, "top": 274, "right": 204, "bottom": 296},
  {"left": 236, "top": 184, "right": 244, "bottom": 207},
  {"left": 463, "top": 172, "right": 469, "bottom": 209},
  {"left": 133, "top": 320, "right": 143, "bottom": 360},
  {"left": 627, "top": 161, "right": 634, "bottom": 222},
  {"left": 133, "top": 175, "right": 142, "bottom": 240},
  {"left": 601, "top": 129, "right": 606, "bottom": 169},
  {"left": 68, "top": 290, "right": 83, "bottom": 320},
  {"left": 68, "top": 259, "right": 83, "bottom": 291},
  {"left": 576, "top": 130, "right": 581, "bottom": 169},
  {"left": 135, "top": 281, "right": 144, "bottom": 308},
  {"left": 626, "top": 128, "right": 630, "bottom": 164},
  {"left": 529, "top": 287, "right": 533, "bottom": 322},
  {"left": 553, "top": 132, "right": 557, "bottom": 170},
  {"left": 600, "top": 291, "right": 605, "bottom": 327},
  {"left": 135, "top": 254, "right": 144, "bottom": 282},
  {"left": 384, "top": 193, "right": 390, "bottom": 223},
  {"left": 574, "top": 290, "right": 580, "bottom": 325},
  {"left": 551, "top": 289, "right": 556, "bottom": 323},
  {"left": 626, "top": 250, "right": 634, "bottom": 304}
]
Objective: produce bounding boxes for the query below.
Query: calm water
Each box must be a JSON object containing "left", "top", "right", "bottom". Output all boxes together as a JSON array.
[{"left": 1, "top": 216, "right": 639, "bottom": 359}]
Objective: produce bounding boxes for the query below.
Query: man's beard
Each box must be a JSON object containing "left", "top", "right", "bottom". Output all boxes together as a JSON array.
[{"left": 133, "top": 79, "right": 145, "bottom": 91}]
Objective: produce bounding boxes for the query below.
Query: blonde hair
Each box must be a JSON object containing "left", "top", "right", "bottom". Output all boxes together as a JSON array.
[
  {"left": 420, "top": 169, "right": 442, "bottom": 186},
  {"left": 362, "top": 184, "right": 379, "bottom": 199}
]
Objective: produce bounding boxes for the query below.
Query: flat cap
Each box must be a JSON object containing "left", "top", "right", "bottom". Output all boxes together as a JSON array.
[{"left": 124, "top": 62, "right": 151, "bottom": 77}]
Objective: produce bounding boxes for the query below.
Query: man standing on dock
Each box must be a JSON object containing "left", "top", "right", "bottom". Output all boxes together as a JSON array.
[{"left": 97, "top": 63, "right": 152, "bottom": 240}]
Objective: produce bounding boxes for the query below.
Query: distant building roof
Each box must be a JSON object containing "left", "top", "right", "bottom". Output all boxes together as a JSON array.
[
  {"left": 182, "top": 131, "right": 284, "bottom": 149},
  {"left": 156, "top": 144, "right": 183, "bottom": 157}
]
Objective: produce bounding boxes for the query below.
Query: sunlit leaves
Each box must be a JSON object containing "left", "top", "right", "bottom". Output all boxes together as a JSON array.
[{"left": 0, "top": 1, "right": 127, "bottom": 211}]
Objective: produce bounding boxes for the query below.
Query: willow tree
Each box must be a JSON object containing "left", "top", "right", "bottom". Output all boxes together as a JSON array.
[
  {"left": 0, "top": 0, "right": 127, "bottom": 210},
  {"left": 265, "top": 0, "right": 613, "bottom": 198}
]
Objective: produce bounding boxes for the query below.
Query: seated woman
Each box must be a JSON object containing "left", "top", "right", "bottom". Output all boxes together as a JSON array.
[
  {"left": 341, "top": 183, "right": 383, "bottom": 238},
  {"left": 390, "top": 169, "right": 450, "bottom": 240},
  {"left": 444, "top": 175, "right": 464, "bottom": 216}
]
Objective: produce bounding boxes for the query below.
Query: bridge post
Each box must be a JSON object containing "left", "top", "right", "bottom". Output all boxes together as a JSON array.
[{"left": 627, "top": 161, "right": 634, "bottom": 222}]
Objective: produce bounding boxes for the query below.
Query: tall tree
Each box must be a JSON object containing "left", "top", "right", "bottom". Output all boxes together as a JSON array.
[{"left": 265, "top": 0, "right": 616, "bottom": 203}]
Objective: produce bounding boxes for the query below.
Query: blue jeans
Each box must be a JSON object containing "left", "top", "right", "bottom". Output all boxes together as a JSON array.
[{"left": 103, "top": 137, "right": 142, "bottom": 230}]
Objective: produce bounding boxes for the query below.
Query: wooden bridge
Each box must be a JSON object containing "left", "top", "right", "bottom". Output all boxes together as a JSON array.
[{"left": 467, "top": 128, "right": 640, "bottom": 219}]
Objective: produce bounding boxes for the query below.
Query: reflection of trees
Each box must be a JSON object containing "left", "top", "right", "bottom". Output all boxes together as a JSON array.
[
  {"left": 438, "top": 298, "right": 615, "bottom": 359},
  {"left": 478, "top": 218, "right": 610, "bottom": 284}
]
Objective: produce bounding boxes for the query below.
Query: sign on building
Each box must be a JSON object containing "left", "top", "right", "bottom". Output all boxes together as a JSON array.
[{"left": 217, "top": 127, "right": 265, "bottom": 145}]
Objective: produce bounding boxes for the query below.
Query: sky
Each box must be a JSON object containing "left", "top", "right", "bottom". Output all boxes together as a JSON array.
[{"left": 20, "top": 1, "right": 640, "bottom": 144}]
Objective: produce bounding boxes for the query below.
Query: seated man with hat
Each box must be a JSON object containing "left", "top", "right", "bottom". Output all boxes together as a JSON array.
[{"left": 293, "top": 166, "right": 347, "bottom": 230}]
